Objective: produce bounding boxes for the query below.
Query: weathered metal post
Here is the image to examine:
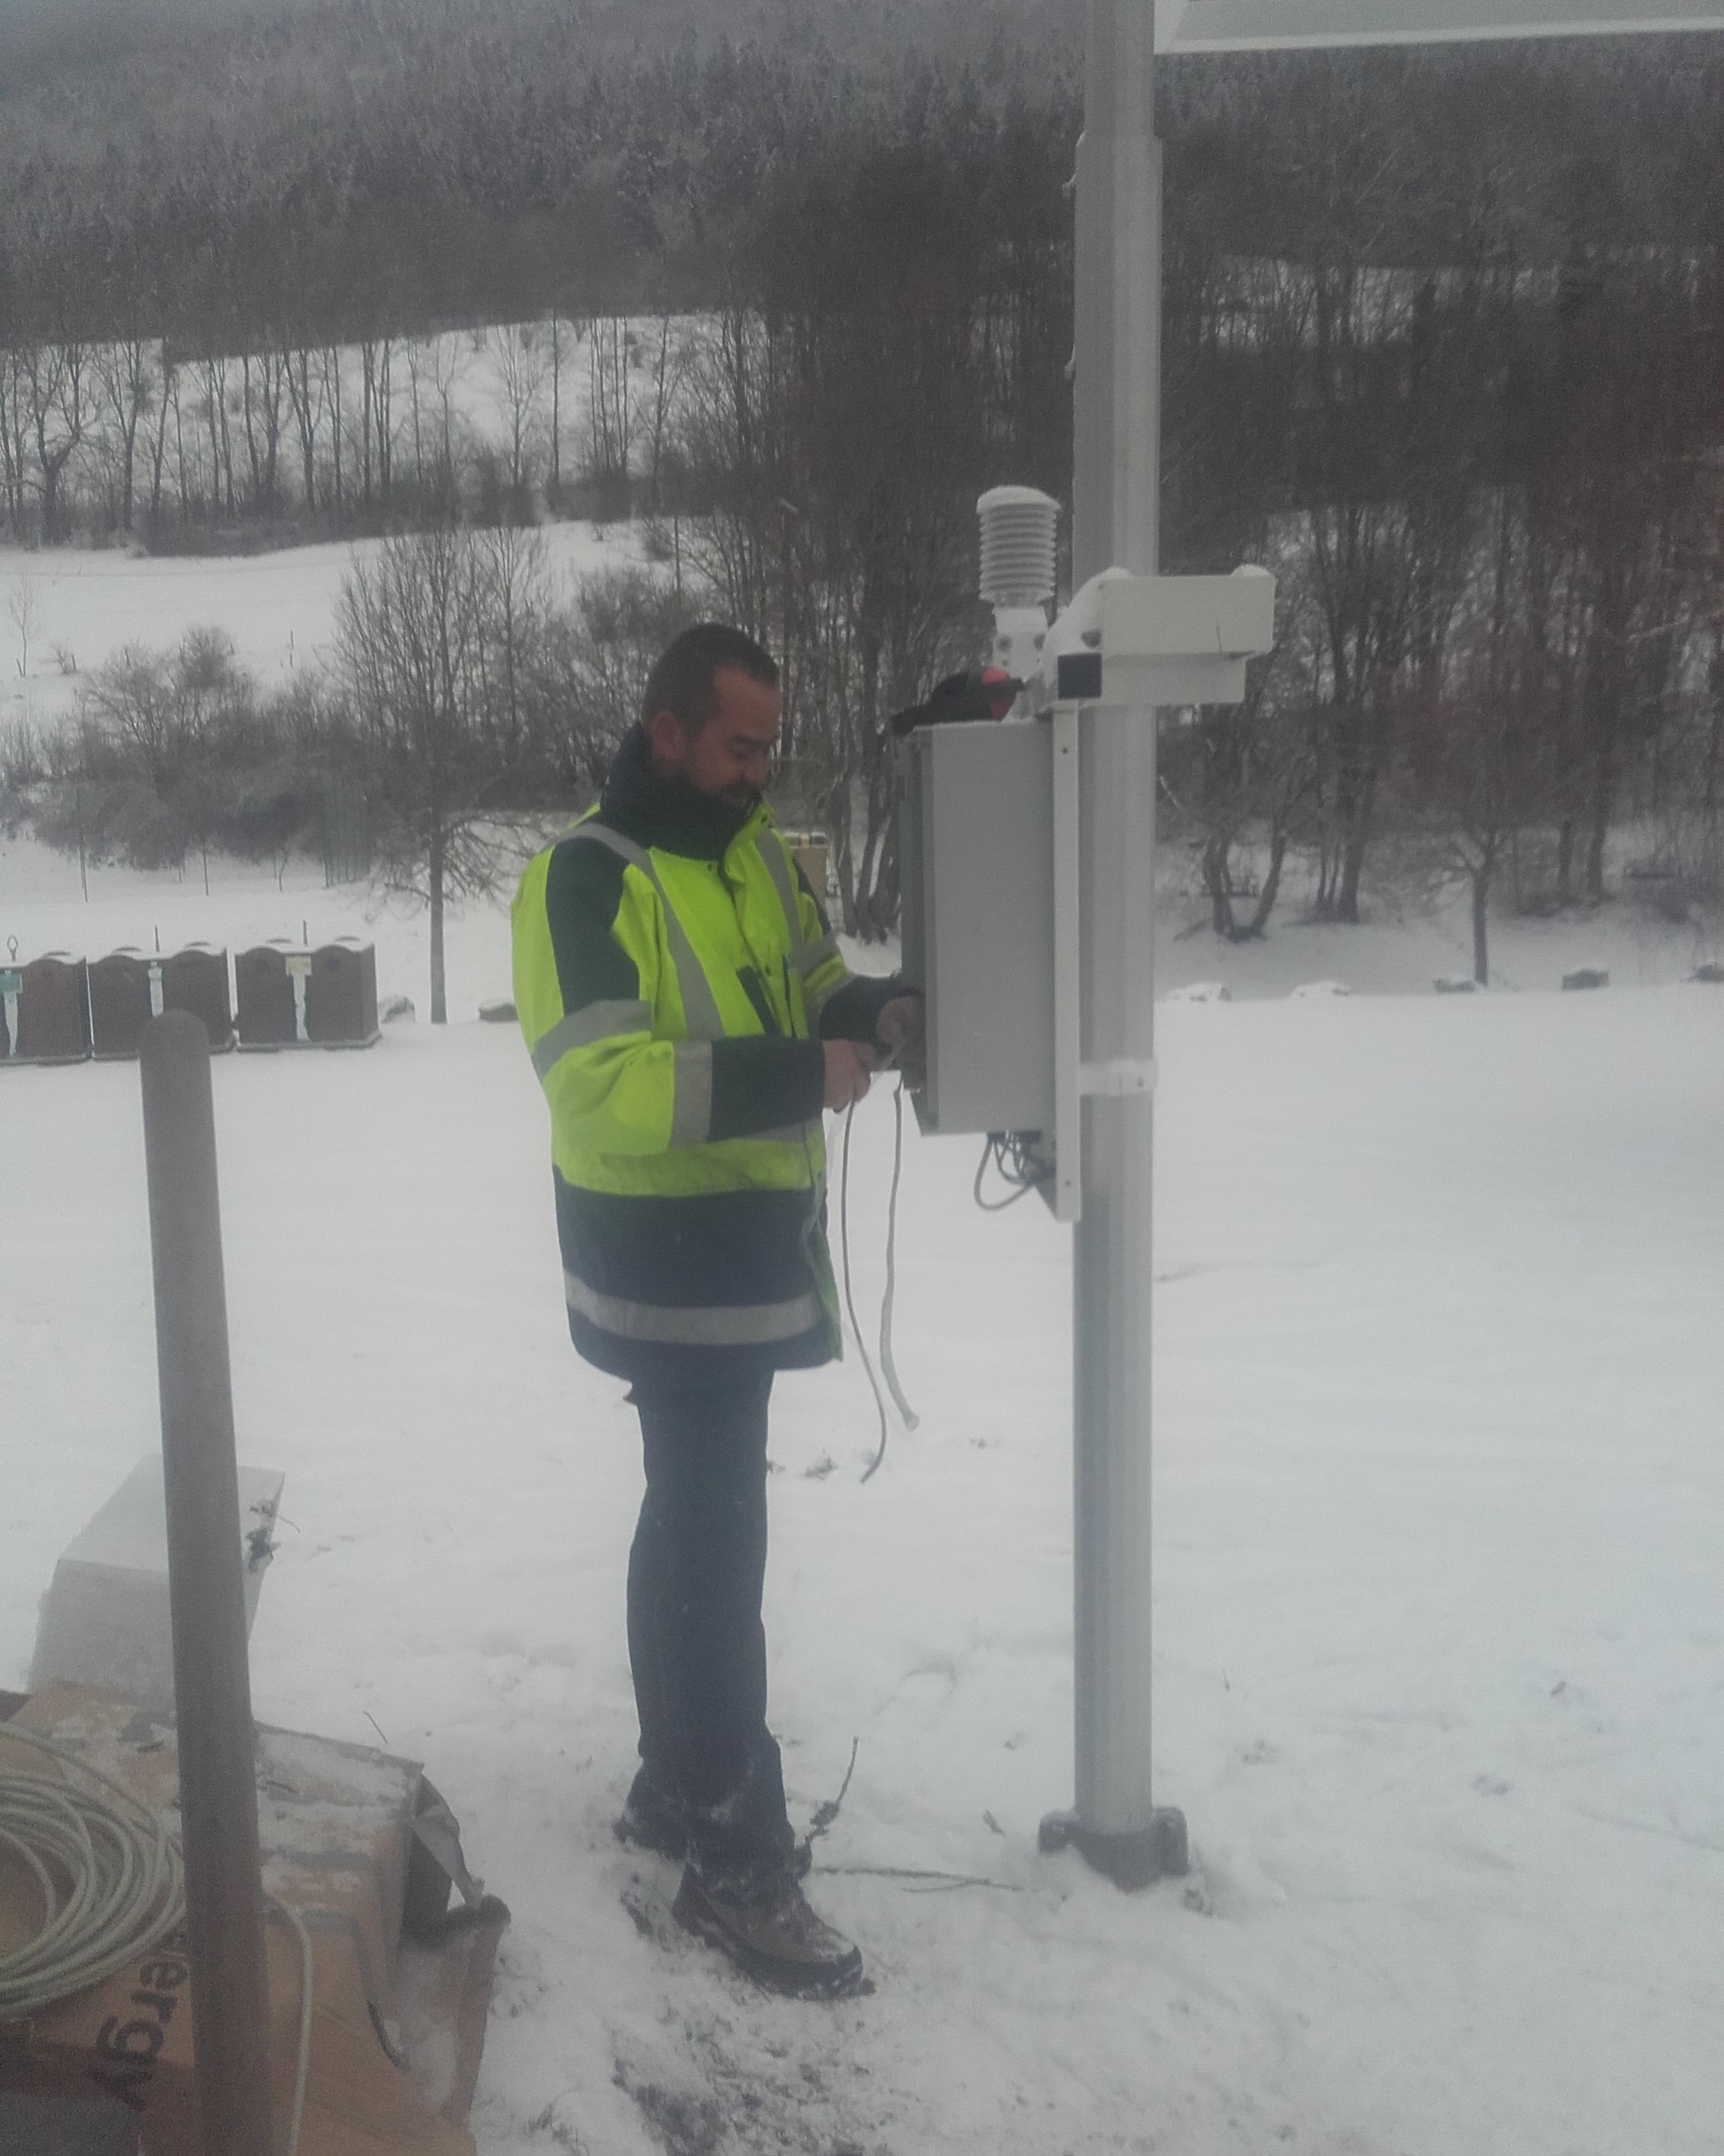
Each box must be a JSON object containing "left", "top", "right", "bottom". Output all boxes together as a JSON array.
[{"left": 139, "top": 1012, "right": 277, "bottom": 2156}]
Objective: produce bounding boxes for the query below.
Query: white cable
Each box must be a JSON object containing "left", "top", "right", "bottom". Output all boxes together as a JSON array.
[
  {"left": 839, "top": 1094, "right": 894, "bottom": 1480},
  {"left": 878, "top": 1083, "right": 920, "bottom": 1436},
  {"left": 0, "top": 1723, "right": 185, "bottom": 2020},
  {"left": 841, "top": 1078, "right": 921, "bottom": 1483},
  {"left": 0, "top": 1724, "right": 314, "bottom": 2156}
]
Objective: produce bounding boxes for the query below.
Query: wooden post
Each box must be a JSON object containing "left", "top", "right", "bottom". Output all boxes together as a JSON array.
[{"left": 139, "top": 1013, "right": 277, "bottom": 2156}]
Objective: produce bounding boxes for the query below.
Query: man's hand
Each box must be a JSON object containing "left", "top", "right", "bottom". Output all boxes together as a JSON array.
[
  {"left": 873, "top": 994, "right": 925, "bottom": 1078},
  {"left": 822, "top": 1039, "right": 877, "bottom": 1112}
]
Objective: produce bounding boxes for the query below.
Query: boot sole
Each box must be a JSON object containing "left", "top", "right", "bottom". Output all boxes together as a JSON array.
[{"left": 671, "top": 1876, "right": 865, "bottom": 2001}]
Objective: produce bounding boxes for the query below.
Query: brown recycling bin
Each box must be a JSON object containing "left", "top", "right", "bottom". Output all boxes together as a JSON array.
[
  {"left": 88, "top": 950, "right": 155, "bottom": 1059},
  {"left": 787, "top": 831, "right": 831, "bottom": 903},
  {"left": 163, "top": 943, "right": 234, "bottom": 1049},
  {"left": 306, "top": 939, "right": 380, "bottom": 1047},
  {"left": 235, "top": 943, "right": 303, "bottom": 1047},
  {"left": 13, "top": 954, "right": 92, "bottom": 1063}
]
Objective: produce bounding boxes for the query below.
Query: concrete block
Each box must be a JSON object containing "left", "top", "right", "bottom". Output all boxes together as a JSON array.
[{"left": 28, "top": 1456, "right": 284, "bottom": 1709}]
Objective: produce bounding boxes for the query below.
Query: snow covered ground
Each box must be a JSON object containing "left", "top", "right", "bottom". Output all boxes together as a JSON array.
[{"left": 3, "top": 839, "right": 1721, "bottom": 2156}]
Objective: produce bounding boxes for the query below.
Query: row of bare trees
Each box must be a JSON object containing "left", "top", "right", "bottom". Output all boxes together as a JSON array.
[
  {"left": 0, "top": 319, "right": 678, "bottom": 546},
  {"left": 1156, "top": 213, "right": 1723, "bottom": 975}
]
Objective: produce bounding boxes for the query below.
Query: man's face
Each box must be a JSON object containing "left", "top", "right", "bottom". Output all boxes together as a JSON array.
[{"left": 648, "top": 666, "right": 782, "bottom": 808}]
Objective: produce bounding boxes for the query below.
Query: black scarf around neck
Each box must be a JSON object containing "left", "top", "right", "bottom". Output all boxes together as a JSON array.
[{"left": 599, "top": 724, "right": 759, "bottom": 861}]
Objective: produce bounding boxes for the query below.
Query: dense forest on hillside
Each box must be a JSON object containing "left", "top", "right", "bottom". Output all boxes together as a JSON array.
[{"left": 3, "top": 5, "right": 1720, "bottom": 956}]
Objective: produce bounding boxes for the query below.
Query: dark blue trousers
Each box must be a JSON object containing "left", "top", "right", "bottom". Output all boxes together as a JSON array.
[{"left": 626, "top": 1371, "right": 794, "bottom": 1876}]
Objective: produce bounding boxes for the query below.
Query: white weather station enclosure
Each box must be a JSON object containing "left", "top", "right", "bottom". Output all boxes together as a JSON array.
[{"left": 893, "top": 0, "right": 1724, "bottom": 1888}]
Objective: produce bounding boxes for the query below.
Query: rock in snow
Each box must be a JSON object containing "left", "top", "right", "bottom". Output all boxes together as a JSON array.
[{"left": 1562, "top": 967, "right": 1609, "bottom": 991}]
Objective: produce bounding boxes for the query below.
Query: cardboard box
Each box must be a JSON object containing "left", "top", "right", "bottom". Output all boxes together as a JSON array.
[{"left": 1, "top": 1688, "right": 493, "bottom": 2156}]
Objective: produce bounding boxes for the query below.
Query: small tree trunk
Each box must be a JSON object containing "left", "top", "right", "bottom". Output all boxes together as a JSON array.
[
  {"left": 1473, "top": 868, "right": 1490, "bottom": 985},
  {"left": 1585, "top": 750, "right": 1612, "bottom": 905},
  {"left": 1243, "top": 826, "right": 1290, "bottom": 938},
  {"left": 1202, "top": 833, "right": 1235, "bottom": 937},
  {"left": 428, "top": 826, "right": 448, "bottom": 1024}
]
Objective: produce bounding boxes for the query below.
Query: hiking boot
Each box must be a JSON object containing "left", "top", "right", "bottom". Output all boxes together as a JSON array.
[
  {"left": 615, "top": 1767, "right": 813, "bottom": 1877},
  {"left": 673, "top": 1863, "right": 864, "bottom": 2000},
  {"left": 614, "top": 1767, "right": 689, "bottom": 1861}
]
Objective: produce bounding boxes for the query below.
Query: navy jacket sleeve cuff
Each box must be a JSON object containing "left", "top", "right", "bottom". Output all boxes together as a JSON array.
[
  {"left": 817, "top": 975, "right": 910, "bottom": 1044},
  {"left": 708, "top": 1037, "right": 826, "bottom": 1140}
]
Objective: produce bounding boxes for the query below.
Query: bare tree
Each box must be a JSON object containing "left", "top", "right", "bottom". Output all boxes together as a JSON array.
[
  {"left": 0, "top": 350, "right": 28, "bottom": 532},
  {"left": 585, "top": 316, "right": 634, "bottom": 514},
  {"left": 488, "top": 323, "right": 549, "bottom": 501},
  {"left": 9, "top": 571, "right": 42, "bottom": 680},
  {"left": 22, "top": 341, "right": 89, "bottom": 541},
  {"left": 284, "top": 338, "right": 329, "bottom": 513},
  {"left": 95, "top": 339, "right": 156, "bottom": 533},
  {"left": 1162, "top": 564, "right": 1320, "bottom": 942},
  {"left": 336, "top": 528, "right": 505, "bottom": 1022},
  {"left": 474, "top": 521, "right": 548, "bottom": 765},
  {"left": 644, "top": 311, "right": 689, "bottom": 515}
]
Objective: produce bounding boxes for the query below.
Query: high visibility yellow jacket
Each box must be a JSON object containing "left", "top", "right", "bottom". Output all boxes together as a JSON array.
[{"left": 512, "top": 726, "right": 896, "bottom": 1385}]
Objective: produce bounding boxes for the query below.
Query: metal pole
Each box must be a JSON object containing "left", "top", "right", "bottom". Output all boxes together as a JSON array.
[
  {"left": 139, "top": 1014, "right": 278, "bottom": 2156},
  {"left": 1041, "top": 0, "right": 1187, "bottom": 1888}
]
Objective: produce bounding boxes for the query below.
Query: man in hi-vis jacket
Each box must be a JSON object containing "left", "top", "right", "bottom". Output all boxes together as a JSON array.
[{"left": 512, "top": 624, "right": 920, "bottom": 1996}]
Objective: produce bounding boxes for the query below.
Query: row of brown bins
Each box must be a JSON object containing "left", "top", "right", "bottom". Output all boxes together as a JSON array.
[{"left": 0, "top": 940, "right": 379, "bottom": 1063}]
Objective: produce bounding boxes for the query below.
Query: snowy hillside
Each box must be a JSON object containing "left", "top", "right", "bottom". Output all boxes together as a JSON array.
[
  {"left": 1, "top": 520, "right": 649, "bottom": 739},
  {"left": 3, "top": 847, "right": 1720, "bottom": 2155}
]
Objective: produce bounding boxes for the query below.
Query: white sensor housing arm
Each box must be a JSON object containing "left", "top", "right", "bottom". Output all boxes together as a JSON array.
[{"left": 1037, "top": 565, "right": 1276, "bottom": 711}]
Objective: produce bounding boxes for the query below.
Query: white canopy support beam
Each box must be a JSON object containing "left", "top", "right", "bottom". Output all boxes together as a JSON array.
[{"left": 1160, "top": 0, "right": 1724, "bottom": 50}]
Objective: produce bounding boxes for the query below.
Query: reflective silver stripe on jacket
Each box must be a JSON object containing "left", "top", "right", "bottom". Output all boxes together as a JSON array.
[
  {"left": 753, "top": 830, "right": 808, "bottom": 965},
  {"left": 756, "top": 831, "right": 849, "bottom": 1037},
  {"left": 564, "top": 822, "right": 726, "bottom": 1041},
  {"left": 670, "top": 1042, "right": 713, "bottom": 1147},
  {"left": 798, "top": 929, "right": 840, "bottom": 977},
  {"left": 564, "top": 1271, "right": 822, "bottom": 1345},
  {"left": 530, "top": 998, "right": 652, "bottom": 1078}
]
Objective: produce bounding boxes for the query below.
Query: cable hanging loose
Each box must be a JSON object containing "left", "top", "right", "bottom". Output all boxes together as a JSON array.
[
  {"left": 973, "top": 1131, "right": 1053, "bottom": 1212},
  {"left": 839, "top": 1078, "right": 920, "bottom": 1483}
]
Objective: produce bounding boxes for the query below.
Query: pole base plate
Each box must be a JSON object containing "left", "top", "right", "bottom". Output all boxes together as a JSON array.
[{"left": 1038, "top": 1806, "right": 1188, "bottom": 1890}]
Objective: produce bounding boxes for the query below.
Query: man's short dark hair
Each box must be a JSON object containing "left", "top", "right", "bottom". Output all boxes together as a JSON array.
[{"left": 641, "top": 624, "right": 779, "bottom": 736}]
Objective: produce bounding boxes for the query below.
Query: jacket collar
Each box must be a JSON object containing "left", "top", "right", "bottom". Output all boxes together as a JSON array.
[{"left": 599, "top": 724, "right": 764, "bottom": 862}]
